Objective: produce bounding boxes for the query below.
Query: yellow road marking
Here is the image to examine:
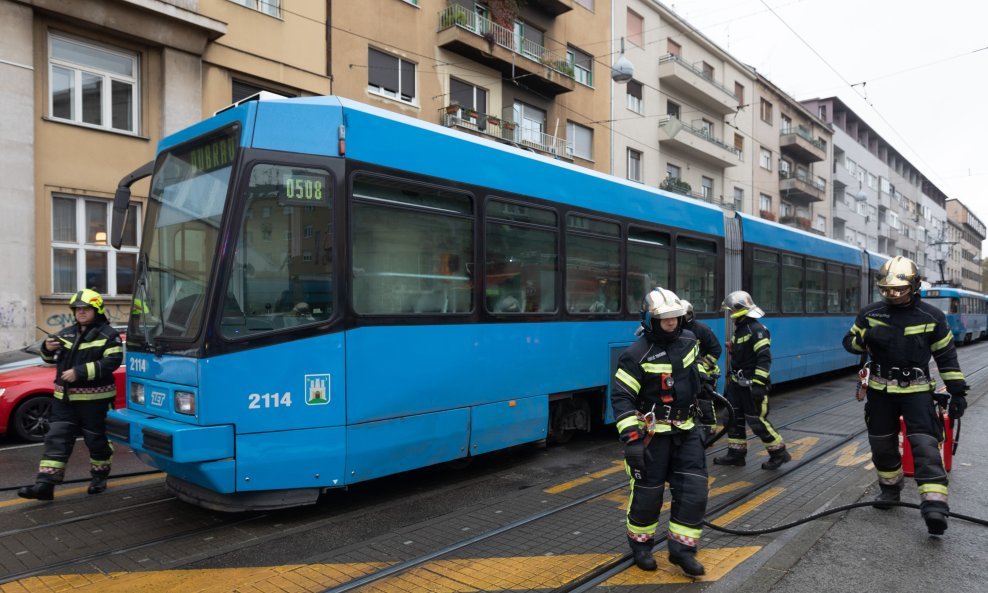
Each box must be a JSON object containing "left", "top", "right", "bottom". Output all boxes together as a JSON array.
[
  {"left": 603, "top": 546, "right": 762, "bottom": 585},
  {"left": 0, "top": 473, "right": 163, "bottom": 509},
  {"left": 544, "top": 461, "right": 624, "bottom": 494},
  {"left": 707, "top": 487, "right": 784, "bottom": 526},
  {"left": 828, "top": 442, "right": 873, "bottom": 467}
]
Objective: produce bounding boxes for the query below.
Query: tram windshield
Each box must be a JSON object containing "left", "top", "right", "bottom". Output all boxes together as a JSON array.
[
  {"left": 924, "top": 297, "right": 957, "bottom": 314},
  {"left": 130, "top": 126, "right": 239, "bottom": 347}
]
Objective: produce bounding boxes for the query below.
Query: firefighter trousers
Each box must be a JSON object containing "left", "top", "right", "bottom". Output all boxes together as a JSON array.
[
  {"left": 865, "top": 389, "right": 948, "bottom": 515},
  {"left": 626, "top": 428, "right": 708, "bottom": 546},
  {"left": 37, "top": 398, "right": 113, "bottom": 484},
  {"left": 724, "top": 383, "right": 785, "bottom": 452}
]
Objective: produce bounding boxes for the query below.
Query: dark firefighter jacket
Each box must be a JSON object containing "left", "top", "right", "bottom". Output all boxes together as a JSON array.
[
  {"left": 40, "top": 318, "right": 123, "bottom": 402},
  {"left": 685, "top": 318, "right": 722, "bottom": 372},
  {"left": 728, "top": 317, "right": 771, "bottom": 387},
  {"left": 612, "top": 329, "right": 701, "bottom": 439},
  {"left": 842, "top": 297, "right": 968, "bottom": 395}
]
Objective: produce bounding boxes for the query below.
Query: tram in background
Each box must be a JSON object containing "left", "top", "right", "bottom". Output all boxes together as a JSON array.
[
  {"left": 920, "top": 286, "right": 988, "bottom": 344},
  {"left": 105, "top": 95, "right": 884, "bottom": 510}
]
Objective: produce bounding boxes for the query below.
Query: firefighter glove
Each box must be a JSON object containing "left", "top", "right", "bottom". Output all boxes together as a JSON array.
[
  {"left": 624, "top": 440, "right": 647, "bottom": 481},
  {"left": 932, "top": 391, "right": 950, "bottom": 409},
  {"left": 948, "top": 394, "right": 967, "bottom": 419}
]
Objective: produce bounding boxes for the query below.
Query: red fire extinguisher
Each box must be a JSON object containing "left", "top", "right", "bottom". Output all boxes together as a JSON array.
[{"left": 901, "top": 409, "right": 959, "bottom": 476}]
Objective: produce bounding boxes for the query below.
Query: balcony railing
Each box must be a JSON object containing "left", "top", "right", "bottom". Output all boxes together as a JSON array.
[
  {"left": 780, "top": 126, "right": 826, "bottom": 151},
  {"left": 439, "top": 107, "right": 569, "bottom": 157},
  {"left": 438, "top": 5, "right": 581, "bottom": 84},
  {"left": 779, "top": 169, "right": 826, "bottom": 191},
  {"left": 657, "top": 54, "right": 738, "bottom": 101},
  {"left": 662, "top": 116, "right": 742, "bottom": 158}
]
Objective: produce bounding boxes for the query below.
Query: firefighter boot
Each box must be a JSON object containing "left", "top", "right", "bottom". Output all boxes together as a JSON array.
[
  {"left": 88, "top": 473, "right": 108, "bottom": 495},
  {"left": 761, "top": 447, "right": 792, "bottom": 470},
  {"left": 627, "top": 537, "right": 657, "bottom": 571},
  {"left": 713, "top": 448, "right": 746, "bottom": 466},
  {"left": 924, "top": 511, "right": 947, "bottom": 536},
  {"left": 17, "top": 482, "right": 55, "bottom": 501},
  {"left": 668, "top": 540, "right": 705, "bottom": 576},
  {"left": 873, "top": 483, "right": 903, "bottom": 510}
]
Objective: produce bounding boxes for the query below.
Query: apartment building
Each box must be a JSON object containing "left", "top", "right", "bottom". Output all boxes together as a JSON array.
[
  {"left": 751, "top": 76, "right": 831, "bottom": 234},
  {"left": 802, "top": 97, "right": 952, "bottom": 273},
  {"left": 946, "top": 199, "right": 986, "bottom": 291},
  {"left": 610, "top": 0, "right": 754, "bottom": 207}
]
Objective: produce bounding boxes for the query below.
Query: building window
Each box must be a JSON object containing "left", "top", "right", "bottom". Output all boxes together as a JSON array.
[
  {"left": 734, "top": 82, "right": 744, "bottom": 105},
  {"left": 52, "top": 195, "right": 141, "bottom": 296},
  {"left": 760, "top": 193, "right": 772, "bottom": 212},
  {"left": 567, "top": 47, "right": 593, "bottom": 86},
  {"left": 701, "top": 176, "right": 714, "bottom": 200},
  {"left": 515, "top": 101, "right": 546, "bottom": 146},
  {"left": 667, "top": 39, "right": 681, "bottom": 57},
  {"left": 567, "top": 121, "right": 593, "bottom": 160},
  {"left": 760, "top": 98, "right": 773, "bottom": 124},
  {"left": 759, "top": 147, "right": 772, "bottom": 170},
  {"left": 733, "top": 187, "right": 744, "bottom": 210},
  {"left": 232, "top": 79, "right": 293, "bottom": 103},
  {"left": 627, "top": 9, "right": 644, "bottom": 46},
  {"left": 701, "top": 61, "right": 714, "bottom": 80},
  {"left": 627, "top": 149, "right": 642, "bottom": 182},
  {"left": 368, "top": 48, "right": 416, "bottom": 103},
  {"left": 734, "top": 133, "right": 744, "bottom": 156},
  {"left": 666, "top": 163, "right": 681, "bottom": 181},
  {"left": 781, "top": 114, "right": 792, "bottom": 133},
  {"left": 699, "top": 119, "right": 713, "bottom": 136},
  {"left": 449, "top": 77, "right": 487, "bottom": 119},
  {"left": 667, "top": 100, "right": 680, "bottom": 119},
  {"left": 49, "top": 34, "right": 139, "bottom": 134},
  {"left": 627, "top": 80, "right": 643, "bottom": 113},
  {"left": 229, "top": 0, "right": 281, "bottom": 17}
]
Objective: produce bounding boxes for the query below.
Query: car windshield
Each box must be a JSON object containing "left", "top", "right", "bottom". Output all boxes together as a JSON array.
[{"left": 129, "top": 126, "right": 239, "bottom": 347}]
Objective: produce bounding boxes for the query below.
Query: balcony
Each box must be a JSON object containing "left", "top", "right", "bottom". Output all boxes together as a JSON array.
[
  {"left": 779, "top": 169, "right": 825, "bottom": 204},
  {"left": 779, "top": 215, "right": 812, "bottom": 231},
  {"left": 437, "top": 6, "right": 577, "bottom": 96},
  {"left": 439, "top": 107, "right": 570, "bottom": 160},
  {"left": 657, "top": 115, "right": 741, "bottom": 168},
  {"left": 528, "top": 0, "right": 574, "bottom": 16},
  {"left": 779, "top": 127, "right": 826, "bottom": 163},
  {"left": 657, "top": 54, "right": 739, "bottom": 115}
]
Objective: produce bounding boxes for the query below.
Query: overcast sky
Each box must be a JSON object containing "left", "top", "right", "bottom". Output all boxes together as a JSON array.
[{"left": 664, "top": 0, "right": 988, "bottom": 255}]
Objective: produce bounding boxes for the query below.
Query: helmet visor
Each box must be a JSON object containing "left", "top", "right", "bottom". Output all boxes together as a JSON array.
[{"left": 879, "top": 285, "right": 911, "bottom": 300}]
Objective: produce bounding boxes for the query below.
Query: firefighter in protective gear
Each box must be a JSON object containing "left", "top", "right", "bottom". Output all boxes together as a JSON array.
[
  {"left": 18, "top": 289, "right": 122, "bottom": 501},
  {"left": 611, "top": 287, "right": 708, "bottom": 576},
  {"left": 843, "top": 256, "right": 967, "bottom": 535},
  {"left": 681, "top": 299, "right": 722, "bottom": 441},
  {"left": 714, "top": 291, "right": 791, "bottom": 470}
]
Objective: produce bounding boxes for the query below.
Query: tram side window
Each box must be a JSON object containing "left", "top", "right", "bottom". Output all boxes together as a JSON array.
[
  {"left": 843, "top": 267, "right": 859, "bottom": 312},
  {"left": 485, "top": 199, "right": 558, "bottom": 314},
  {"left": 626, "top": 227, "right": 671, "bottom": 311},
  {"left": 221, "top": 164, "right": 334, "bottom": 338},
  {"left": 351, "top": 176, "right": 473, "bottom": 315},
  {"left": 752, "top": 249, "right": 779, "bottom": 313},
  {"left": 566, "top": 214, "right": 620, "bottom": 314},
  {"left": 806, "top": 260, "right": 825, "bottom": 313},
  {"left": 826, "top": 263, "right": 842, "bottom": 313},
  {"left": 782, "top": 255, "right": 803, "bottom": 313},
  {"left": 676, "top": 237, "right": 717, "bottom": 313}
]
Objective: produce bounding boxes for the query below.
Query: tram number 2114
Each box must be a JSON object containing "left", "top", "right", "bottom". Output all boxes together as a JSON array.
[{"left": 248, "top": 392, "right": 293, "bottom": 409}]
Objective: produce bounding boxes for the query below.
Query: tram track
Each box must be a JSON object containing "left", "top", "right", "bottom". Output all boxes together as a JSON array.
[{"left": 1, "top": 343, "right": 984, "bottom": 590}]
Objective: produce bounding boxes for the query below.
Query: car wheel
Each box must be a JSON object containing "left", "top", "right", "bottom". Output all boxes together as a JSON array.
[{"left": 11, "top": 395, "right": 53, "bottom": 442}]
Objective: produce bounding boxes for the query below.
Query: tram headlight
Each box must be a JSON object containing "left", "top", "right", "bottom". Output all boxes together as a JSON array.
[
  {"left": 175, "top": 390, "right": 196, "bottom": 415},
  {"left": 130, "top": 382, "right": 145, "bottom": 405}
]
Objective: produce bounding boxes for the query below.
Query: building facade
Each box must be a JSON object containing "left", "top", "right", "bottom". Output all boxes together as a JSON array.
[{"left": 946, "top": 199, "right": 986, "bottom": 291}]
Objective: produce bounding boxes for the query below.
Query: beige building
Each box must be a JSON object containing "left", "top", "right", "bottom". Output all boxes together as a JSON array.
[
  {"left": 0, "top": 0, "right": 612, "bottom": 349},
  {"left": 945, "top": 199, "right": 985, "bottom": 291}
]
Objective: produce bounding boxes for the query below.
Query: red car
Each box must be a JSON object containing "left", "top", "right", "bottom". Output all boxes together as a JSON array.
[{"left": 0, "top": 334, "right": 127, "bottom": 442}]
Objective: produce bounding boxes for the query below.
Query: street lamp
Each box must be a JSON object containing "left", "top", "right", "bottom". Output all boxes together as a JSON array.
[{"left": 612, "top": 37, "right": 634, "bottom": 83}]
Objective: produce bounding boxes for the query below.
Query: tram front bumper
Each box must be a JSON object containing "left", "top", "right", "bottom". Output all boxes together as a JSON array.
[{"left": 107, "top": 408, "right": 236, "bottom": 492}]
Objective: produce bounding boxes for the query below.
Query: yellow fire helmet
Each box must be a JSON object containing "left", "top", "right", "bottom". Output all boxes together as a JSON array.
[
  {"left": 69, "top": 288, "right": 105, "bottom": 315},
  {"left": 721, "top": 290, "right": 764, "bottom": 319},
  {"left": 876, "top": 255, "right": 920, "bottom": 304}
]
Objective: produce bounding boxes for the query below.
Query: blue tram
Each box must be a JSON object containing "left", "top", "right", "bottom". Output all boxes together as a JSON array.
[
  {"left": 920, "top": 286, "right": 988, "bottom": 344},
  {"left": 106, "top": 95, "right": 890, "bottom": 510}
]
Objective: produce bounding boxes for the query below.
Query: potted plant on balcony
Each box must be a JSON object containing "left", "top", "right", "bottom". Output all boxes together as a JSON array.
[
  {"left": 759, "top": 210, "right": 777, "bottom": 221},
  {"left": 482, "top": 29, "right": 497, "bottom": 50},
  {"left": 489, "top": 0, "right": 522, "bottom": 29},
  {"left": 487, "top": 114, "right": 501, "bottom": 126},
  {"left": 659, "top": 176, "right": 691, "bottom": 196},
  {"left": 502, "top": 120, "right": 516, "bottom": 131},
  {"left": 445, "top": 102, "right": 461, "bottom": 115},
  {"left": 462, "top": 107, "right": 479, "bottom": 120}
]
